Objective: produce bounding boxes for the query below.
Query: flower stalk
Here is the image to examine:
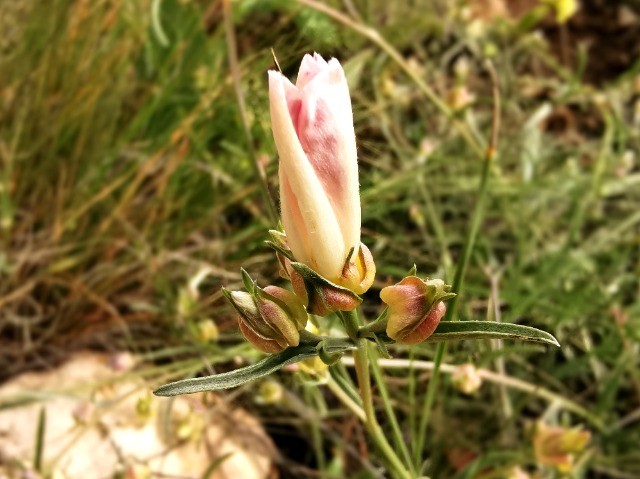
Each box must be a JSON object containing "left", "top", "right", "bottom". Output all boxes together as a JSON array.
[
  {"left": 413, "top": 60, "right": 502, "bottom": 468},
  {"left": 341, "top": 309, "right": 413, "bottom": 479}
]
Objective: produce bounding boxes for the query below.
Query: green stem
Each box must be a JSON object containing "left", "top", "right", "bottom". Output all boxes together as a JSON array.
[
  {"left": 342, "top": 309, "right": 360, "bottom": 340},
  {"left": 329, "top": 363, "right": 362, "bottom": 406},
  {"left": 413, "top": 341, "right": 445, "bottom": 468},
  {"left": 413, "top": 153, "right": 492, "bottom": 465},
  {"left": 413, "top": 63, "right": 500, "bottom": 469},
  {"left": 342, "top": 310, "right": 413, "bottom": 479},
  {"left": 326, "top": 377, "right": 366, "bottom": 422},
  {"left": 369, "top": 347, "right": 416, "bottom": 476}
]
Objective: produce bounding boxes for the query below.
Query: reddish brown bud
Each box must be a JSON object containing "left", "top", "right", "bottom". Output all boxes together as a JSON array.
[
  {"left": 380, "top": 276, "right": 454, "bottom": 345},
  {"left": 289, "top": 262, "right": 362, "bottom": 317},
  {"left": 223, "top": 285, "right": 308, "bottom": 354}
]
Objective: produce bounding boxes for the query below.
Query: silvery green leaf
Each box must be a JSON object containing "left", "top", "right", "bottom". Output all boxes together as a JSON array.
[{"left": 427, "top": 321, "right": 559, "bottom": 347}]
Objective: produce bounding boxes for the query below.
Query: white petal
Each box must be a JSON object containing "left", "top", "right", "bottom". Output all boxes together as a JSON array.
[
  {"left": 269, "top": 70, "right": 347, "bottom": 279},
  {"left": 296, "top": 53, "right": 329, "bottom": 89},
  {"left": 296, "top": 60, "right": 361, "bottom": 258}
]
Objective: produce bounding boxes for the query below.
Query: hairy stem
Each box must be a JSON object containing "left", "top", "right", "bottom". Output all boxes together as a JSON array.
[
  {"left": 414, "top": 61, "right": 501, "bottom": 468},
  {"left": 341, "top": 310, "right": 413, "bottom": 479}
]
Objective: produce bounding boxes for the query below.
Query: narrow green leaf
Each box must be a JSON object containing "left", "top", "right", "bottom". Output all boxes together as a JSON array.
[
  {"left": 154, "top": 339, "right": 355, "bottom": 396},
  {"left": 427, "top": 321, "right": 559, "bottom": 347},
  {"left": 34, "top": 406, "right": 46, "bottom": 472}
]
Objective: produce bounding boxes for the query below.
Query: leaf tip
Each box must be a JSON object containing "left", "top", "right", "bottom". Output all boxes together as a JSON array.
[{"left": 153, "top": 380, "right": 182, "bottom": 397}]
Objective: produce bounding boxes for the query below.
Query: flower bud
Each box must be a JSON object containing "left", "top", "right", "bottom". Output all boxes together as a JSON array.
[
  {"left": 223, "top": 285, "right": 308, "bottom": 354},
  {"left": 269, "top": 53, "right": 362, "bottom": 285},
  {"left": 298, "top": 356, "right": 329, "bottom": 377},
  {"left": 257, "top": 379, "right": 284, "bottom": 405},
  {"left": 451, "top": 363, "right": 482, "bottom": 395},
  {"left": 195, "top": 319, "right": 219, "bottom": 342},
  {"left": 380, "top": 276, "right": 455, "bottom": 345}
]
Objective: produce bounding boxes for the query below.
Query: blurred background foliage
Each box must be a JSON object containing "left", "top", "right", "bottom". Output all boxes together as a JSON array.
[{"left": 1, "top": 0, "right": 639, "bottom": 477}]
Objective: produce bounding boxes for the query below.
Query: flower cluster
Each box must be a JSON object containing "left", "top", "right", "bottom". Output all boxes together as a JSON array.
[{"left": 224, "top": 54, "right": 455, "bottom": 353}]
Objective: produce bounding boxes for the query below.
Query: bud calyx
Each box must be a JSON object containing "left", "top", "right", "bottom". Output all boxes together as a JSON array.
[
  {"left": 223, "top": 273, "right": 308, "bottom": 353},
  {"left": 380, "top": 275, "right": 455, "bottom": 345}
]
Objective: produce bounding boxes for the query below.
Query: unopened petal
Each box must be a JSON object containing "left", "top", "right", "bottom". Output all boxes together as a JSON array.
[
  {"left": 396, "top": 301, "right": 446, "bottom": 345},
  {"left": 295, "top": 59, "right": 361, "bottom": 261},
  {"left": 296, "top": 52, "right": 329, "bottom": 89},
  {"left": 269, "top": 70, "right": 346, "bottom": 279},
  {"left": 264, "top": 285, "right": 308, "bottom": 330}
]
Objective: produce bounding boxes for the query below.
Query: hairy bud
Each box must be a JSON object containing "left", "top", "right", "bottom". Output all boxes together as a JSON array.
[
  {"left": 223, "top": 284, "right": 308, "bottom": 354},
  {"left": 380, "top": 276, "right": 455, "bottom": 344}
]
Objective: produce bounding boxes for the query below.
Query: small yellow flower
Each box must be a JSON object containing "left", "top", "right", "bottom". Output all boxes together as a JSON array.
[
  {"left": 533, "top": 421, "right": 590, "bottom": 473},
  {"left": 543, "top": 0, "right": 579, "bottom": 23}
]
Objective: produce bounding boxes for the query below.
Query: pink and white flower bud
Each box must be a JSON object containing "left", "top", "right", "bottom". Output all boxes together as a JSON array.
[
  {"left": 269, "top": 53, "right": 363, "bottom": 286},
  {"left": 380, "top": 276, "right": 454, "bottom": 345},
  {"left": 224, "top": 286, "right": 307, "bottom": 354}
]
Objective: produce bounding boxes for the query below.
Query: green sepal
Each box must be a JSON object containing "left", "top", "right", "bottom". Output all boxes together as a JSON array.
[
  {"left": 240, "top": 268, "right": 256, "bottom": 294},
  {"left": 317, "top": 341, "right": 343, "bottom": 366},
  {"left": 265, "top": 241, "right": 295, "bottom": 261},
  {"left": 423, "top": 278, "right": 456, "bottom": 305},
  {"left": 265, "top": 230, "right": 294, "bottom": 260},
  {"left": 220, "top": 287, "right": 232, "bottom": 302},
  {"left": 289, "top": 261, "right": 362, "bottom": 315},
  {"left": 343, "top": 245, "right": 356, "bottom": 270},
  {"left": 268, "top": 228, "right": 287, "bottom": 246}
]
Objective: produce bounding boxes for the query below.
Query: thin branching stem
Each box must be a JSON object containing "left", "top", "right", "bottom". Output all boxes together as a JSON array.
[
  {"left": 414, "top": 61, "right": 501, "bottom": 468},
  {"left": 341, "top": 310, "right": 413, "bottom": 479},
  {"left": 342, "top": 357, "right": 605, "bottom": 431},
  {"left": 369, "top": 347, "right": 416, "bottom": 476}
]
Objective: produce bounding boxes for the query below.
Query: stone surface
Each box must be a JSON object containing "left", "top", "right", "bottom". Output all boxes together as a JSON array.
[{"left": 0, "top": 352, "right": 275, "bottom": 479}]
